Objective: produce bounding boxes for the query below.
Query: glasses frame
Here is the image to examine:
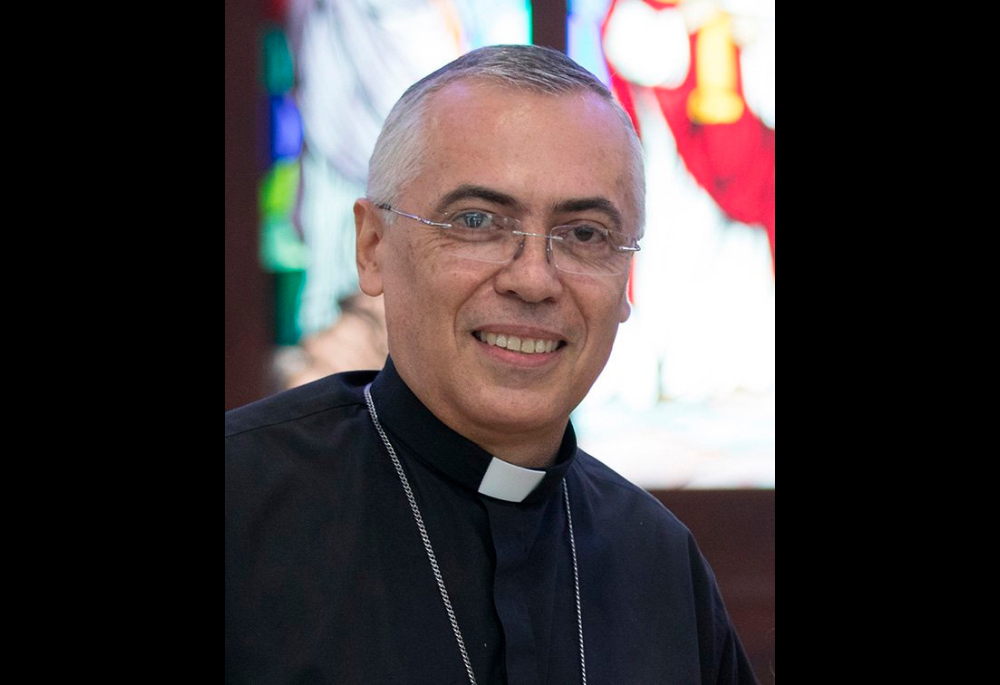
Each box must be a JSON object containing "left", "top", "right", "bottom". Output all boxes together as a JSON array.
[{"left": 376, "top": 203, "right": 640, "bottom": 276}]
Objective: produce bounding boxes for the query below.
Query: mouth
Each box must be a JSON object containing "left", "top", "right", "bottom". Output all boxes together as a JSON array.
[{"left": 474, "top": 330, "right": 565, "bottom": 355}]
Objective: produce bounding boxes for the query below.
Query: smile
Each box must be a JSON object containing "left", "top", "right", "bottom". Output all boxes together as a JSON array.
[{"left": 475, "top": 331, "right": 562, "bottom": 354}]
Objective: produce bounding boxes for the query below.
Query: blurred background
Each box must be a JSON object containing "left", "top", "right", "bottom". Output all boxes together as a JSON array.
[{"left": 226, "top": 0, "right": 773, "bottom": 678}]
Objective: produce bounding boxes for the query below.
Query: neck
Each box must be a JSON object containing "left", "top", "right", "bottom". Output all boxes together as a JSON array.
[
  {"left": 388, "top": 356, "right": 571, "bottom": 470},
  {"left": 423, "top": 396, "right": 569, "bottom": 469},
  {"left": 474, "top": 429, "right": 565, "bottom": 469}
]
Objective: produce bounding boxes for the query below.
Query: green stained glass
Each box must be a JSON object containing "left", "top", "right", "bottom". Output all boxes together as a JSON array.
[
  {"left": 259, "top": 159, "right": 300, "bottom": 219},
  {"left": 260, "top": 216, "right": 308, "bottom": 273},
  {"left": 263, "top": 27, "right": 294, "bottom": 94},
  {"left": 260, "top": 160, "right": 307, "bottom": 272}
]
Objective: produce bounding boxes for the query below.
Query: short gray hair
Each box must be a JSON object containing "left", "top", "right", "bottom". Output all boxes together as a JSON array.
[{"left": 366, "top": 44, "right": 646, "bottom": 236}]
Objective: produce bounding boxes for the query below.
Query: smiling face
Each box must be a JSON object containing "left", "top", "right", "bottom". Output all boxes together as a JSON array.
[{"left": 356, "top": 80, "right": 638, "bottom": 466}]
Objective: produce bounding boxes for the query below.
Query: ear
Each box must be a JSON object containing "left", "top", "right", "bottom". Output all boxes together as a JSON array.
[
  {"left": 618, "top": 273, "right": 632, "bottom": 323},
  {"left": 355, "top": 199, "right": 385, "bottom": 297},
  {"left": 618, "top": 295, "right": 631, "bottom": 324}
]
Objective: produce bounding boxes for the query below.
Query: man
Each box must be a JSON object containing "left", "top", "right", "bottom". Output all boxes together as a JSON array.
[{"left": 226, "top": 44, "right": 758, "bottom": 684}]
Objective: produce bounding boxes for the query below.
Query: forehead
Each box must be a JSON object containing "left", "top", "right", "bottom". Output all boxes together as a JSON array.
[{"left": 409, "top": 80, "right": 635, "bottom": 226}]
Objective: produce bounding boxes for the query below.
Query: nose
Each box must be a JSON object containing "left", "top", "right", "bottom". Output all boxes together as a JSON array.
[{"left": 493, "top": 231, "right": 563, "bottom": 303}]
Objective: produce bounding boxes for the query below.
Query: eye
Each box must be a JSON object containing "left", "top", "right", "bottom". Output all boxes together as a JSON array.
[
  {"left": 558, "top": 224, "right": 610, "bottom": 246},
  {"left": 569, "top": 226, "right": 599, "bottom": 242},
  {"left": 453, "top": 211, "right": 494, "bottom": 230}
]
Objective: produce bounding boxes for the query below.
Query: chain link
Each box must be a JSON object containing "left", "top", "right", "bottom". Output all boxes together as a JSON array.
[{"left": 563, "top": 479, "right": 587, "bottom": 685}]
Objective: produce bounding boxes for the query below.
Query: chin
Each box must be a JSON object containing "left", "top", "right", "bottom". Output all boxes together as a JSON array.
[{"left": 465, "top": 389, "right": 570, "bottom": 432}]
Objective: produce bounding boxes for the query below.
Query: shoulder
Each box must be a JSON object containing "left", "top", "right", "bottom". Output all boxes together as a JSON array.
[
  {"left": 570, "top": 451, "right": 759, "bottom": 682},
  {"left": 569, "top": 448, "right": 702, "bottom": 570},
  {"left": 225, "top": 370, "right": 376, "bottom": 438},
  {"left": 225, "top": 371, "right": 383, "bottom": 546},
  {"left": 225, "top": 370, "right": 378, "bottom": 495},
  {"left": 572, "top": 449, "right": 691, "bottom": 536}
]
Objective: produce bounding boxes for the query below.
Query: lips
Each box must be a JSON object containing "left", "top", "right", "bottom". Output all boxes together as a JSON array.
[{"left": 474, "top": 330, "right": 562, "bottom": 354}]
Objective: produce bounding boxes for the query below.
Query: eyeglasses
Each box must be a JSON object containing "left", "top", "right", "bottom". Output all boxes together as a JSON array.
[{"left": 377, "top": 204, "right": 640, "bottom": 277}]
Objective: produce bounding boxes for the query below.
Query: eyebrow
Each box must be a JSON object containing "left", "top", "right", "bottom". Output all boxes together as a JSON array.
[
  {"left": 434, "top": 185, "right": 525, "bottom": 215},
  {"left": 434, "top": 185, "right": 624, "bottom": 231},
  {"left": 553, "top": 197, "right": 624, "bottom": 232}
]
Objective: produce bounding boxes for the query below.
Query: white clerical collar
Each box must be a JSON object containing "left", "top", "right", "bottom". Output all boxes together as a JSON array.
[{"left": 477, "top": 456, "right": 547, "bottom": 503}]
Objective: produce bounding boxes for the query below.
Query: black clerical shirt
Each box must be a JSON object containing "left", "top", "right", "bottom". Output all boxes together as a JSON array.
[{"left": 226, "top": 358, "right": 758, "bottom": 684}]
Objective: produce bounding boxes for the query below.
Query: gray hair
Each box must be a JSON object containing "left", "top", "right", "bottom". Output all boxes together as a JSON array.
[{"left": 366, "top": 44, "right": 646, "bottom": 236}]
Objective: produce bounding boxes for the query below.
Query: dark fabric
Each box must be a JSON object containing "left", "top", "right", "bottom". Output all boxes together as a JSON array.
[{"left": 226, "top": 358, "right": 758, "bottom": 684}]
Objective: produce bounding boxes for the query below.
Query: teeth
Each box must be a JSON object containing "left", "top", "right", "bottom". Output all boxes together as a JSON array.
[{"left": 476, "top": 331, "right": 559, "bottom": 354}]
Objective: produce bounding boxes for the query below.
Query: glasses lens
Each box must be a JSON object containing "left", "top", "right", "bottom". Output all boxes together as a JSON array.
[
  {"left": 550, "top": 226, "right": 633, "bottom": 276},
  {"left": 437, "top": 215, "right": 515, "bottom": 264}
]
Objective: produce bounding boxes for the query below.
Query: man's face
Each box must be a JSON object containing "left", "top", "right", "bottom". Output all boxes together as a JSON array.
[{"left": 357, "top": 80, "right": 636, "bottom": 458}]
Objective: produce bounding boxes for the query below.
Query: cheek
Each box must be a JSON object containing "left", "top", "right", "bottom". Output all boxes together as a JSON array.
[
  {"left": 579, "top": 284, "right": 630, "bottom": 353},
  {"left": 583, "top": 277, "right": 631, "bottom": 322},
  {"left": 380, "top": 235, "right": 440, "bottom": 305},
  {"left": 382, "top": 248, "right": 481, "bottom": 332},
  {"left": 378, "top": 242, "right": 424, "bottom": 342}
]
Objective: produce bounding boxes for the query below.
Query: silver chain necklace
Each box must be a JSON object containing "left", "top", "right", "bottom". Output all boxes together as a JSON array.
[{"left": 364, "top": 383, "right": 587, "bottom": 685}]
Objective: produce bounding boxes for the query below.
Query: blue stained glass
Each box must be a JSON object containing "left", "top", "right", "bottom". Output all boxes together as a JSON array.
[{"left": 269, "top": 94, "right": 302, "bottom": 161}]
